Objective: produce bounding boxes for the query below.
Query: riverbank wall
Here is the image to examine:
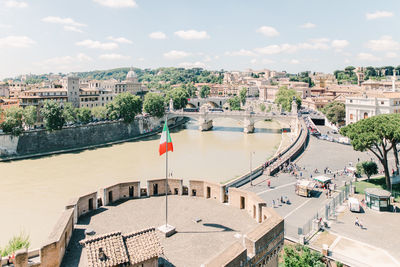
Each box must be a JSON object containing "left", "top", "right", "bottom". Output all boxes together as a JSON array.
[
  {"left": 0, "top": 116, "right": 187, "bottom": 161},
  {"left": 224, "top": 116, "right": 309, "bottom": 189},
  {"left": 0, "top": 178, "right": 284, "bottom": 267}
]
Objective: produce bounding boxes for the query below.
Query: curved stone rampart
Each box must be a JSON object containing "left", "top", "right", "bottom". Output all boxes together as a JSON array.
[{"left": 2, "top": 178, "right": 284, "bottom": 267}]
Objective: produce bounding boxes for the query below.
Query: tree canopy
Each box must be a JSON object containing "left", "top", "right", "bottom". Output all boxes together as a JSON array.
[
  {"left": 356, "top": 161, "right": 378, "bottom": 180},
  {"left": 166, "top": 87, "right": 189, "bottom": 110},
  {"left": 321, "top": 101, "right": 345, "bottom": 125},
  {"left": 106, "top": 93, "right": 143, "bottom": 123},
  {"left": 41, "top": 100, "right": 65, "bottom": 131},
  {"left": 0, "top": 106, "right": 23, "bottom": 135},
  {"left": 275, "top": 86, "right": 301, "bottom": 112},
  {"left": 228, "top": 96, "right": 241, "bottom": 110},
  {"left": 239, "top": 87, "right": 247, "bottom": 105},
  {"left": 200, "top": 85, "right": 211, "bottom": 98},
  {"left": 283, "top": 245, "right": 325, "bottom": 267},
  {"left": 340, "top": 114, "right": 400, "bottom": 189},
  {"left": 143, "top": 92, "right": 165, "bottom": 118}
]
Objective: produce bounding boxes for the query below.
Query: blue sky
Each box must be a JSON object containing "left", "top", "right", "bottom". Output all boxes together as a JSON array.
[{"left": 0, "top": 0, "right": 399, "bottom": 78}]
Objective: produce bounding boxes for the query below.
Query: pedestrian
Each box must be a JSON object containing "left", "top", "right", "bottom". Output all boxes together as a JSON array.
[
  {"left": 358, "top": 158, "right": 360, "bottom": 162},
  {"left": 355, "top": 217, "right": 359, "bottom": 227},
  {"left": 272, "top": 199, "right": 275, "bottom": 207},
  {"left": 359, "top": 219, "right": 363, "bottom": 229},
  {"left": 300, "top": 172, "right": 302, "bottom": 177},
  {"left": 326, "top": 190, "right": 329, "bottom": 199},
  {"left": 333, "top": 174, "right": 336, "bottom": 179},
  {"left": 267, "top": 180, "right": 271, "bottom": 188},
  {"left": 281, "top": 196, "right": 284, "bottom": 203}
]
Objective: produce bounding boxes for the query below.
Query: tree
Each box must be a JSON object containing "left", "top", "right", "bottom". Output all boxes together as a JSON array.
[
  {"left": 41, "top": 100, "right": 65, "bottom": 131},
  {"left": 344, "top": 66, "right": 355, "bottom": 76},
  {"left": 239, "top": 87, "right": 247, "bottom": 105},
  {"left": 321, "top": 101, "right": 345, "bottom": 125},
  {"left": 283, "top": 245, "right": 325, "bottom": 267},
  {"left": 340, "top": 114, "right": 396, "bottom": 190},
  {"left": 228, "top": 96, "right": 241, "bottom": 110},
  {"left": 106, "top": 93, "right": 143, "bottom": 123},
  {"left": 0, "top": 106, "right": 23, "bottom": 135},
  {"left": 357, "top": 161, "right": 378, "bottom": 181},
  {"left": 275, "top": 86, "right": 301, "bottom": 112},
  {"left": 22, "top": 106, "right": 37, "bottom": 130},
  {"left": 63, "top": 103, "right": 77, "bottom": 124},
  {"left": 259, "top": 103, "right": 266, "bottom": 112},
  {"left": 91, "top": 106, "right": 108, "bottom": 121},
  {"left": 143, "top": 92, "right": 165, "bottom": 118},
  {"left": 200, "top": 85, "right": 210, "bottom": 98},
  {"left": 166, "top": 87, "right": 189, "bottom": 110},
  {"left": 77, "top": 107, "right": 93, "bottom": 124},
  {"left": 186, "top": 83, "right": 197, "bottom": 98}
]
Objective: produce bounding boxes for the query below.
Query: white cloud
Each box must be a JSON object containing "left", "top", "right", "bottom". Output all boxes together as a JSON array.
[
  {"left": 0, "top": 35, "right": 35, "bottom": 48},
  {"left": 250, "top": 59, "right": 257, "bottom": 64},
  {"left": 107, "top": 36, "right": 132, "bottom": 44},
  {"left": 76, "top": 39, "right": 118, "bottom": 50},
  {"left": 366, "top": 11, "right": 393, "bottom": 20},
  {"left": 331, "top": 39, "right": 349, "bottom": 50},
  {"left": 386, "top": 52, "right": 398, "bottom": 58},
  {"left": 366, "top": 35, "right": 400, "bottom": 51},
  {"left": 99, "top": 53, "right": 130, "bottom": 60},
  {"left": 174, "top": 30, "right": 210, "bottom": 40},
  {"left": 178, "top": 61, "right": 207, "bottom": 69},
  {"left": 42, "top": 16, "right": 86, "bottom": 27},
  {"left": 344, "top": 59, "right": 351, "bottom": 64},
  {"left": 255, "top": 44, "right": 297, "bottom": 55},
  {"left": 300, "top": 22, "right": 316, "bottom": 29},
  {"left": 204, "top": 55, "right": 212, "bottom": 62},
  {"left": 163, "top": 50, "right": 191, "bottom": 59},
  {"left": 43, "top": 53, "right": 92, "bottom": 66},
  {"left": 64, "top": 26, "right": 83, "bottom": 33},
  {"left": 93, "top": 0, "right": 137, "bottom": 8},
  {"left": 225, "top": 49, "right": 256, "bottom": 57},
  {"left": 4, "top": 0, "right": 27, "bottom": 8},
  {"left": 357, "top": 53, "right": 380, "bottom": 61},
  {"left": 149, "top": 31, "right": 166, "bottom": 39},
  {"left": 256, "top": 26, "right": 279, "bottom": 37},
  {"left": 298, "top": 41, "right": 330, "bottom": 50},
  {"left": 290, "top": 59, "right": 300, "bottom": 64}
]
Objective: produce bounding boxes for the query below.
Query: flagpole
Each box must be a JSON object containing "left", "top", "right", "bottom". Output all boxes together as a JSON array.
[{"left": 165, "top": 114, "right": 168, "bottom": 227}]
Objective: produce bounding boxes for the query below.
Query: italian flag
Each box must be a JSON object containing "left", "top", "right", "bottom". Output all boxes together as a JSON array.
[{"left": 159, "top": 121, "right": 173, "bottom": 156}]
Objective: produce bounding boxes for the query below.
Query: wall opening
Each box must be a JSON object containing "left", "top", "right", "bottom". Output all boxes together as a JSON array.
[
  {"left": 240, "top": 196, "right": 245, "bottom": 209},
  {"left": 253, "top": 205, "right": 256, "bottom": 218},
  {"left": 207, "top": 186, "right": 211, "bottom": 198},
  {"left": 88, "top": 198, "right": 94, "bottom": 211},
  {"left": 153, "top": 184, "right": 158, "bottom": 195},
  {"left": 129, "top": 186, "right": 134, "bottom": 198},
  {"left": 192, "top": 189, "right": 197, "bottom": 196},
  {"left": 108, "top": 191, "right": 113, "bottom": 203},
  {"left": 174, "top": 188, "right": 178, "bottom": 195}
]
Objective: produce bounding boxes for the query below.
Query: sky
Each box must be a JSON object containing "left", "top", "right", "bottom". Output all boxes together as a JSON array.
[{"left": 0, "top": 0, "right": 399, "bottom": 78}]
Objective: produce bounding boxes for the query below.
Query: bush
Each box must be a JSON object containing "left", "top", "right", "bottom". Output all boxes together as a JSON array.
[{"left": 1, "top": 232, "right": 30, "bottom": 257}]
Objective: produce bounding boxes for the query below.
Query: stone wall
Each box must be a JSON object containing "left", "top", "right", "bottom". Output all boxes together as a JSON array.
[
  {"left": 0, "top": 117, "right": 189, "bottom": 159},
  {"left": 147, "top": 179, "right": 183, "bottom": 196},
  {"left": 102, "top": 181, "right": 140, "bottom": 205}
]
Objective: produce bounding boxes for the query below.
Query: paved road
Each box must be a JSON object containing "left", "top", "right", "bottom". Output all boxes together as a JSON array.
[{"left": 241, "top": 130, "right": 400, "bottom": 263}]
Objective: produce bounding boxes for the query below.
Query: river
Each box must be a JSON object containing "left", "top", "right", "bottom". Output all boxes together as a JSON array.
[{"left": 0, "top": 118, "right": 282, "bottom": 249}]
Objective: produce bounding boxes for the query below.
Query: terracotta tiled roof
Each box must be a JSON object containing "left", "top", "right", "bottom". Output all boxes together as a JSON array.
[
  {"left": 80, "top": 231, "right": 129, "bottom": 267},
  {"left": 80, "top": 228, "right": 163, "bottom": 267},
  {"left": 124, "top": 228, "right": 163, "bottom": 265}
]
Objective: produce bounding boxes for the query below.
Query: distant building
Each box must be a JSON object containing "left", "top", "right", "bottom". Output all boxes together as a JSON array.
[
  {"left": 345, "top": 92, "right": 400, "bottom": 125},
  {"left": 0, "top": 83, "right": 9, "bottom": 98}
]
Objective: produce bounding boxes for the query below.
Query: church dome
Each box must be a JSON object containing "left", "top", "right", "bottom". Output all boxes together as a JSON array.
[{"left": 126, "top": 67, "right": 136, "bottom": 80}]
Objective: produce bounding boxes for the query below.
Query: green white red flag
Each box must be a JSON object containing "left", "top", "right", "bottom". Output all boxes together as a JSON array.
[{"left": 159, "top": 120, "right": 173, "bottom": 156}]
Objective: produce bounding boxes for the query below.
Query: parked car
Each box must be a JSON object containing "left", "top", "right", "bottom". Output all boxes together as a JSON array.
[{"left": 348, "top": 197, "right": 361, "bottom": 212}]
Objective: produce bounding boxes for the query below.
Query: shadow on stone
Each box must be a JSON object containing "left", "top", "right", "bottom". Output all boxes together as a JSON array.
[
  {"left": 61, "top": 228, "right": 85, "bottom": 267},
  {"left": 78, "top": 207, "right": 108, "bottom": 225}
]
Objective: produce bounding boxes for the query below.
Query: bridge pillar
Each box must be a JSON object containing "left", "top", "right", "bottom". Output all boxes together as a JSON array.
[
  {"left": 243, "top": 118, "right": 255, "bottom": 134},
  {"left": 199, "top": 119, "right": 213, "bottom": 131},
  {"left": 199, "top": 108, "right": 213, "bottom": 131}
]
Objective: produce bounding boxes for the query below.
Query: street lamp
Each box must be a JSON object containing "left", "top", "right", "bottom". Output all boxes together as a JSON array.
[{"left": 250, "top": 151, "right": 255, "bottom": 186}]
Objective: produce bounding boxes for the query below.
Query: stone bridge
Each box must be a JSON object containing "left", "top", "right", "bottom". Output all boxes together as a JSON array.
[
  {"left": 168, "top": 107, "right": 298, "bottom": 134},
  {"left": 187, "top": 97, "right": 229, "bottom": 108}
]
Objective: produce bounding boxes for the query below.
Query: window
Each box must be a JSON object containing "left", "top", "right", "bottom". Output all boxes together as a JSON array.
[
  {"left": 350, "top": 100, "right": 353, "bottom": 103},
  {"left": 364, "top": 112, "right": 368, "bottom": 119},
  {"left": 350, "top": 114, "right": 354, "bottom": 120},
  {"left": 381, "top": 101, "right": 384, "bottom": 105}
]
